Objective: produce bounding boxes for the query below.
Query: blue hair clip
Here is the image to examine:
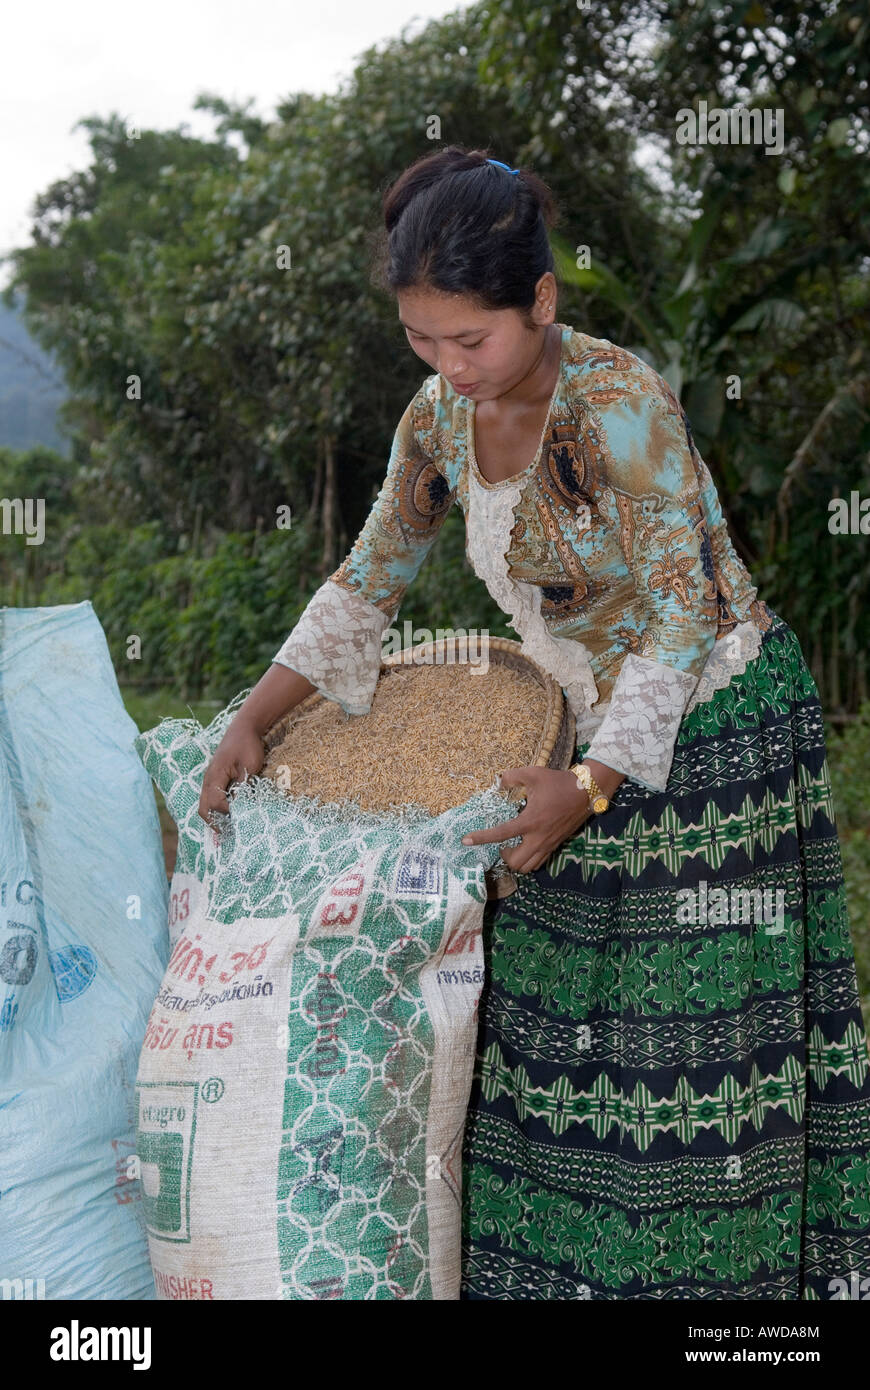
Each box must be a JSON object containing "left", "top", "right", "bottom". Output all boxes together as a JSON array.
[{"left": 486, "top": 158, "right": 520, "bottom": 175}]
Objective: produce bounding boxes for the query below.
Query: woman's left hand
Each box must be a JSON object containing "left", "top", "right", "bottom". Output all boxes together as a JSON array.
[{"left": 460, "top": 766, "right": 592, "bottom": 873}]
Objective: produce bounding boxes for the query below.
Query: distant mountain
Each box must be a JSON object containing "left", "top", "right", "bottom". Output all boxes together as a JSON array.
[{"left": 0, "top": 297, "right": 70, "bottom": 456}]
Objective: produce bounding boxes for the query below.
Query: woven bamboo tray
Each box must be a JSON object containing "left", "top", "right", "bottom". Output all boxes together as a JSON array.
[{"left": 263, "top": 636, "right": 577, "bottom": 900}]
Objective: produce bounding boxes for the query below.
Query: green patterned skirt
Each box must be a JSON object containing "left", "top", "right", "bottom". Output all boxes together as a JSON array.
[{"left": 460, "top": 605, "right": 870, "bottom": 1300}]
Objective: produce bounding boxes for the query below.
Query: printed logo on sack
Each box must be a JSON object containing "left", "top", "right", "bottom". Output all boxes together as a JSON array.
[
  {"left": 310, "top": 851, "right": 382, "bottom": 939},
  {"left": 49, "top": 944, "right": 98, "bottom": 1000},
  {"left": 136, "top": 1080, "right": 200, "bottom": 1242},
  {"left": 394, "top": 849, "right": 442, "bottom": 899},
  {"left": 1, "top": 879, "right": 43, "bottom": 1031}
]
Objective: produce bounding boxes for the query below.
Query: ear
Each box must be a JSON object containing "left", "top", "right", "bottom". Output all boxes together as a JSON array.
[{"left": 530, "top": 271, "right": 557, "bottom": 326}]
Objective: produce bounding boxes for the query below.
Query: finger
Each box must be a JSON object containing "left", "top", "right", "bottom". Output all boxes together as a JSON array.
[
  {"left": 198, "top": 793, "right": 229, "bottom": 821},
  {"left": 199, "top": 784, "right": 230, "bottom": 821},
  {"left": 502, "top": 840, "right": 551, "bottom": 874},
  {"left": 498, "top": 765, "right": 538, "bottom": 788},
  {"left": 510, "top": 855, "right": 543, "bottom": 874},
  {"left": 461, "top": 815, "right": 528, "bottom": 846},
  {"left": 206, "top": 808, "right": 227, "bottom": 842},
  {"left": 498, "top": 844, "right": 523, "bottom": 869},
  {"left": 463, "top": 800, "right": 543, "bottom": 845}
]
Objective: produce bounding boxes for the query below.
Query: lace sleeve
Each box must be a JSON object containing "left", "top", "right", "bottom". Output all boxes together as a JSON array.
[
  {"left": 583, "top": 654, "right": 697, "bottom": 792},
  {"left": 272, "top": 580, "right": 392, "bottom": 715},
  {"left": 583, "top": 389, "right": 720, "bottom": 792}
]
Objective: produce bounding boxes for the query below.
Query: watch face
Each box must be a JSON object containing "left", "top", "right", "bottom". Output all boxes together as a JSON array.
[{"left": 592, "top": 795, "right": 609, "bottom": 814}]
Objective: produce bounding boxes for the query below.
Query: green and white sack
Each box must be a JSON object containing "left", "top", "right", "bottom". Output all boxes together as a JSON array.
[{"left": 134, "top": 699, "right": 515, "bottom": 1301}]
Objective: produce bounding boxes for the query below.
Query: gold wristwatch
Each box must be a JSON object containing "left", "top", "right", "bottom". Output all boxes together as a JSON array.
[{"left": 569, "top": 762, "right": 610, "bottom": 814}]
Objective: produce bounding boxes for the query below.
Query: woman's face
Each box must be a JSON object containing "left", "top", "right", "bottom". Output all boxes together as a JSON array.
[{"left": 396, "top": 280, "right": 555, "bottom": 402}]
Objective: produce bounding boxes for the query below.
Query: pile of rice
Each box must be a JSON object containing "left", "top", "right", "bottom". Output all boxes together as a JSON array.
[{"left": 261, "top": 661, "right": 551, "bottom": 815}]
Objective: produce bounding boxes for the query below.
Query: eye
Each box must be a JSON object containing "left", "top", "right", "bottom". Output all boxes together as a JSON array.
[{"left": 464, "top": 339, "right": 485, "bottom": 349}]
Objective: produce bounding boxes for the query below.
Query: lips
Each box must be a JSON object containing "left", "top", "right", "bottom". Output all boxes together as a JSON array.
[{"left": 452, "top": 382, "right": 479, "bottom": 395}]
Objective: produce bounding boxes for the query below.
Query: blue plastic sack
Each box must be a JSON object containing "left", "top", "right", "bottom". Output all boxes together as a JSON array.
[{"left": 0, "top": 602, "right": 169, "bottom": 1299}]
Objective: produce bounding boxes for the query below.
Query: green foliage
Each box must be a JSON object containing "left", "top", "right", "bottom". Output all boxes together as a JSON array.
[
  {"left": 34, "top": 518, "right": 316, "bottom": 700},
  {"left": 1, "top": 0, "right": 869, "bottom": 725},
  {"left": 122, "top": 688, "right": 222, "bottom": 732}
]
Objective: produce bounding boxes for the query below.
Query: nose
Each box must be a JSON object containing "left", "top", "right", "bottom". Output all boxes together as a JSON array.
[{"left": 440, "top": 355, "right": 469, "bottom": 382}]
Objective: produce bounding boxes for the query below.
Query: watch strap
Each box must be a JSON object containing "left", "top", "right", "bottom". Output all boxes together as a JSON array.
[{"left": 569, "top": 762, "right": 610, "bottom": 813}]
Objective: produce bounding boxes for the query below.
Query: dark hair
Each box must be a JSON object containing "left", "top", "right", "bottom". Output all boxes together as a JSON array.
[{"left": 370, "top": 145, "right": 560, "bottom": 320}]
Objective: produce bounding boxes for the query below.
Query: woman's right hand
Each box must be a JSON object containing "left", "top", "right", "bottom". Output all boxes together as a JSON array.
[{"left": 198, "top": 718, "right": 266, "bottom": 829}]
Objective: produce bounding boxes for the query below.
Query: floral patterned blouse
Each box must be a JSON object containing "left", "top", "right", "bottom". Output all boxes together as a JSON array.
[{"left": 273, "top": 323, "right": 772, "bottom": 793}]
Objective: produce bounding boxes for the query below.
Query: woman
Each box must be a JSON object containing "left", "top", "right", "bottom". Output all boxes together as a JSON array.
[{"left": 199, "top": 146, "right": 870, "bottom": 1300}]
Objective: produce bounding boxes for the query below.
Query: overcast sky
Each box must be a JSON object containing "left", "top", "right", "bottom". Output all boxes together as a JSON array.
[{"left": 0, "top": 0, "right": 465, "bottom": 287}]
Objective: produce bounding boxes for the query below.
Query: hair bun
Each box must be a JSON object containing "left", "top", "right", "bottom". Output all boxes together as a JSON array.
[
  {"left": 372, "top": 143, "right": 560, "bottom": 316},
  {"left": 515, "top": 168, "right": 558, "bottom": 229}
]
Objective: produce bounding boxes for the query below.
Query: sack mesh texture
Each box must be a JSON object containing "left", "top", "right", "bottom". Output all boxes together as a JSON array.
[{"left": 134, "top": 693, "right": 521, "bottom": 1300}]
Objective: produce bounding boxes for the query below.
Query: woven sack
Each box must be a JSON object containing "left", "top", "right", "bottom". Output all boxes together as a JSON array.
[{"left": 133, "top": 644, "right": 573, "bottom": 1300}]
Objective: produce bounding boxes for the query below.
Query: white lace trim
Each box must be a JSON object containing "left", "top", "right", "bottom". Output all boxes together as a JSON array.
[
  {"left": 685, "top": 619, "right": 762, "bottom": 712},
  {"left": 465, "top": 474, "right": 602, "bottom": 735},
  {"left": 582, "top": 621, "right": 764, "bottom": 790},
  {"left": 272, "top": 579, "right": 389, "bottom": 715}
]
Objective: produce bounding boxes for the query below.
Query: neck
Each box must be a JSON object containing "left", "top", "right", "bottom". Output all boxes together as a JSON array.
[{"left": 497, "top": 323, "right": 561, "bottom": 407}]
